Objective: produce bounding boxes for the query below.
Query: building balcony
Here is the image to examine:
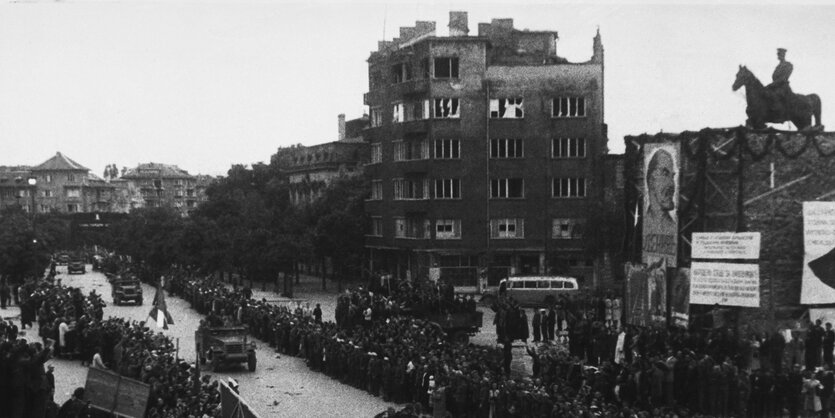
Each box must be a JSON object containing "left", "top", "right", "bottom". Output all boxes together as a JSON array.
[
  {"left": 391, "top": 79, "right": 430, "bottom": 97},
  {"left": 393, "top": 119, "right": 429, "bottom": 136},
  {"left": 392, "top": 198, "right": 430, "bottom": 213},
  {"left": 392, "top": 158, "right": 429, "bottom": 174},
  {"left": 364, "top": 90, "right": 384, "bottom": 106}
]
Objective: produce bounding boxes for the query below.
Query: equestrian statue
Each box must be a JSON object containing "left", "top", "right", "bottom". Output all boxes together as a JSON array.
[{"left": 732, "top": 48, "right": 822, "bottom": 130}]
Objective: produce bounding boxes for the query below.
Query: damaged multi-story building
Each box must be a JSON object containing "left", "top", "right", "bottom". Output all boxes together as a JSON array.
[{"left": 363, "top": 12, "right": 619, "bottom": 289}]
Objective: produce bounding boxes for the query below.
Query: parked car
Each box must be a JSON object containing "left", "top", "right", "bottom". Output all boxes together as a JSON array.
[
  {"left": 67, "top": 259, "right": 86, "bottom": 274},
  {"left": 484, "top": 275, "right": 580, "bottom": 307}
]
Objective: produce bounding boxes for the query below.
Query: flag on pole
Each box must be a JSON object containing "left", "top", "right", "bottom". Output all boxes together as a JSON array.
[{"left": 148, "top": 276, "right": 174, "bottom": 329}]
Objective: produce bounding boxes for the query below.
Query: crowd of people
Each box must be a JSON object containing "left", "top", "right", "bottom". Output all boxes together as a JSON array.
[
  {"left": 170, "top": 268, "right": 835, "bottom": 418},
  {"left": 15, "top": 255, "right": 835, "bottom": 418},
  {"left": 0, "top": 274, "right": 222, "bottom": 418}
]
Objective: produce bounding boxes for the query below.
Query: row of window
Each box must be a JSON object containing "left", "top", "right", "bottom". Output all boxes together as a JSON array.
[
  {"left": 370, "top": 177, "right": 587, "bottom": 200},
  {"left": 370, "top": 138, "right": 587, "bottom": 164},
  {"left": 368, "top": 217, "right": 585, "bottom": 240},
  {"left": 373, "top": 97, "right": 586, "bottom": 127},
  {"left": 384, "top": 57, "right": 459, "bottom": 88}
]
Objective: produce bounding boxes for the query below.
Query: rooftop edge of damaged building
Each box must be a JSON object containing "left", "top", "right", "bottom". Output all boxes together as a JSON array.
[{"left": 369, "top": 11, "right": 603, "bottom": 66}]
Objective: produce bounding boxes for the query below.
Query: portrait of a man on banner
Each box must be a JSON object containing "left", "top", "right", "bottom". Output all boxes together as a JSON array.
[{"left": 642, "top": 143, "right": 680, "bottom": 268}]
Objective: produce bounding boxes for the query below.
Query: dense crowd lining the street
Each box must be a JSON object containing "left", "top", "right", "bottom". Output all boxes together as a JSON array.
[
  {"left": 1, "top": 276, "right": 222, "bottom": 418},
  {"left": 8, "top": 259, "right": 835, "bottom": 418},
  {"left": 171, "top": 270, "right": 835, "bottom": 418}
]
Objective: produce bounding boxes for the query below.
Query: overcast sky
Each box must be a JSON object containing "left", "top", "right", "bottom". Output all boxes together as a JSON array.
[{"left": 1, "top": 1, "right": 834, "bottom": 176}]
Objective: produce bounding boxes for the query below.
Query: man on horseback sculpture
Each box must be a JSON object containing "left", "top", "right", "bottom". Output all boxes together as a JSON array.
[
  {"left": 733, "top": 49, "right": 821, "bottom": 130},
  {"left": 765, "top": 48, "right": 793, "bottom": 120}
]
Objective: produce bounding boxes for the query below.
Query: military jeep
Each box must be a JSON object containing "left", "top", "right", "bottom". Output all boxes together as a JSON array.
[
  {"left": 195, "top": 326, "right": 257, "bottom": 372},
  {"left": 111, "top": 277, "right": 143, "bottom": 305}
]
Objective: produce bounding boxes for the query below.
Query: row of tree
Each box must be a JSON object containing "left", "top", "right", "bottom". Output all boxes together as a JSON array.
[
  {"left": 0, "top": 162, "right": 367, "bottom": 293},
  {"left": 104, "top": 163, "right": 368, "bottom": 294}
]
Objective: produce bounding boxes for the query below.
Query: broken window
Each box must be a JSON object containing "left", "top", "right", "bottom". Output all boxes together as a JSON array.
[
  {"left": 490, "top": 98, "right": 524, "bottom": 119},
  {"left": 434, "top": 57, "right": 459, "bottom": 78},
  {"left": 392, "top": 102, "right": 405, "bottom": 123},
  {"left": 552, "top": 97, "right": 587, "bottom": 118},
  {"left": 552, "top": 218, "right": 586, "bottom": 239},
  {"left": 433, "top": 98, "right": 460, "bottom": 119},
  {"left": 404, "top": 100, "right": 429, "bottom": 122},
  {"left": 392, "top": 64, "right": 404, "bottom": 84}
]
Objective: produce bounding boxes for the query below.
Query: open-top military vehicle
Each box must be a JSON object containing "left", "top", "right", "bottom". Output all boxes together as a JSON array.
[
  {"left": 195, "top": 325, "right": 257, "bottom": 372},
  {"left": 110, "top": 277, "right": 143, "bottom": 305}
]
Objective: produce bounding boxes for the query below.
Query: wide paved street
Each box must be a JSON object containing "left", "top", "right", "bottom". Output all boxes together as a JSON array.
[{"left": 3, "top": 265, "right": 397, "bottom": 418}]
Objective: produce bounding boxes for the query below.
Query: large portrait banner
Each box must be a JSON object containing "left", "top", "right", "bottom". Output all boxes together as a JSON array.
[
  {"left": 642, "top": 142, "right": 680, "bottom": 267},
  {"left": 802, "top": 202, "right": 835, "bottom": 304}
]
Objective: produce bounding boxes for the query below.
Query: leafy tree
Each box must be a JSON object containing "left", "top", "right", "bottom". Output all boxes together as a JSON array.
[
  {"left": 309, "top": 176, "right": 368, "bottom": 290},
  {"left": 108, "top": 207, "right": 184, "bottom": 279},
  {"left": 0, "top": 207, "right": 69, "bottom": 285}
]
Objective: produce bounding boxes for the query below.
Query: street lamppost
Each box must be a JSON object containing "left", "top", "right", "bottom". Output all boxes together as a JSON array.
[
  {"left": 27, "top": 177, "right": 37, "bottom": 243},
  {"left": 27, "top": 177, "right": 36, "bottom": 218}
]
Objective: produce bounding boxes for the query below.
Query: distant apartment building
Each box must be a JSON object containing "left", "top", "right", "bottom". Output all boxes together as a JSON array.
[
  {"left": 271, "top": 114, "right": 370, "bottom": 205},
  {"left": 363, "top": 12, "right": 613, "bottom": 288},
  {"left": 0, "top": 154, "right": 213, "bottom": 215},
  {"left": 0, "top": 152, "right": 118, "bottom": 214},
  {"left": 120, "top": 163, "right": 211, "bottom": 215}
]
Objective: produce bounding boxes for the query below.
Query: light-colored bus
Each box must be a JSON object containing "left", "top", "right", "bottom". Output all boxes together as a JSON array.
[{"left": 489, "top": 276, "right": 580, "bottom": 307}]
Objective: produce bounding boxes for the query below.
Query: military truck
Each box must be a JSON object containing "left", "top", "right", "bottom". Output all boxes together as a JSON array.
[
  {"left": 195, "top": 326, "right": 257, "bottom": 372},
  {"left": 67, "top": 258, "right": 86, "bottom": 274},
  {"left": 401, "top": 305, "right": 483, "bottom": 344},
  {"left": 111, "top": 277, "right": 143, "bottom": 305}
]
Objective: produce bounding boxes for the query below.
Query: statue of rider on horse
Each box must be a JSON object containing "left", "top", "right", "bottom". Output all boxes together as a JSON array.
[{"left": 733, "top": 48, "right": 823, "bottom": 130}]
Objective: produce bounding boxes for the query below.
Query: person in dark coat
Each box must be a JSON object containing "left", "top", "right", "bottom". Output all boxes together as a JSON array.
[
  {"left": 824, "top": 323, "right": 835, "bottom": 366},
  {"left": 313, "top": 303, "right": 323, "bottom": 324},
  {"left": 57, "top": 387, "right": 91, "bottom": 418},
  {"left": 808, "top": 320, "right": 825, "bottom": 369},
  {"left": 787, "top": 364, "right": 804, "bottom": 418},
  {"left": 532, "top": 310, "right": 542, "bottom": 342},
  {"left": 519, "top": 310, "right": 529, "bottom": 343},
  {"left": 546, "top": 307, "right": 556, "bottom": 342}
]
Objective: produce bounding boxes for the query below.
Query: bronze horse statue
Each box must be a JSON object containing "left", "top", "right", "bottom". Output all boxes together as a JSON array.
[{"left": 732, "top": 65, "right": 822, "bottom": 130}]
